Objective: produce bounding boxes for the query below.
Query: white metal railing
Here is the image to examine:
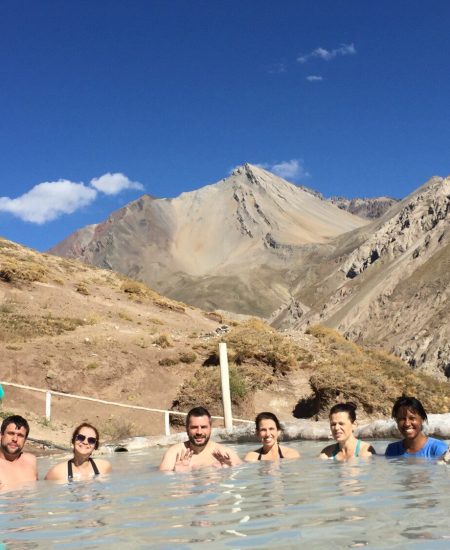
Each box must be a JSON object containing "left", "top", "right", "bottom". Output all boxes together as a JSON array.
[{"left": 0, "top": 381, "right": 253, "bottom": 436}]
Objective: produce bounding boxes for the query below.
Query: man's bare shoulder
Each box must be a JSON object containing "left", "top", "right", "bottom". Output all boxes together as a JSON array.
[{"left": 21, "top": 452, "right": 37, "bottom": 466}]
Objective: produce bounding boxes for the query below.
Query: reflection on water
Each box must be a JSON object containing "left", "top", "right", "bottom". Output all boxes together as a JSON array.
[{"left": 0, "top": 441, "right": 449, "bottom": 549}]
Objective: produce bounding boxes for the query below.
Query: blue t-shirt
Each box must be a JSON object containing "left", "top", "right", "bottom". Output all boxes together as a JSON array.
[{"left": 385, "top": 437, "right": 448, "bottom": 458}]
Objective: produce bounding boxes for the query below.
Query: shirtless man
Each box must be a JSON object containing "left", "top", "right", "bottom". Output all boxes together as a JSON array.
[
  {"left": 0, "top": 415, "right": 38, "bottom": 491},
  {"left": 159, "top": 406, "right": 242, "bottom": 471}
]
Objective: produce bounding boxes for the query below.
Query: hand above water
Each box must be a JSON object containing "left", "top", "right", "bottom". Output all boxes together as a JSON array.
[
  {"left": 212, "top": 449, "right": 232, "bottom": 468},
  {"left": 174, "top": 448, "right": 194, "bottom": 472}
]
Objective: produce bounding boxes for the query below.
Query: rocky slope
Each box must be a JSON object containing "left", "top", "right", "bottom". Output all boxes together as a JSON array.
[
  {"left": 277, "top": 176, "right": 450, "bottom": 379},
  {"left": 50, "top": 164, "right": 367, "bottom": 317},
  {"left": 329, "top": 196, "right": 398, "bottom": 219}
]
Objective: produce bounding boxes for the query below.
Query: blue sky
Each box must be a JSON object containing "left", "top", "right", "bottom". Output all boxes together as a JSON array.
[{"left": 1, "top": 1, "right": 450, "bottom": 251}]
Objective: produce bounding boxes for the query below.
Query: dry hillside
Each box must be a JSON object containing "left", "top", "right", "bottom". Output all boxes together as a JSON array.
[{"left": 1, "top": 237, "right": 449, "bottom": 447}]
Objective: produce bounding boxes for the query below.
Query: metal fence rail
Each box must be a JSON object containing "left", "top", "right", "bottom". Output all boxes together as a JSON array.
[{"left": 0, "top": 380, "right": 253, "bottom": 436}]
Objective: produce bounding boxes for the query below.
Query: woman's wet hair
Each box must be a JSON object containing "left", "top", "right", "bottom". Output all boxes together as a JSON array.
[
  {"left": 255, "top": 412, "right": 283, "bottom": 431},
  {"left": 329, "top": 402, "right": 357, "bottom": 423},
  {"left": 71, "top": 422, "right": 100, "bottom": 450},
  {"left": 391, "top": 396, "right": 428, "bottom": 422}
]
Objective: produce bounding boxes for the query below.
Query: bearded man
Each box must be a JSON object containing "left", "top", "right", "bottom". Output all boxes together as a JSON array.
[
  {"left": 0, "top": 415, "right": 38, "bottom": 491},
  {"left": 159, "top": 406, "right": 242, "bottom": 471}
]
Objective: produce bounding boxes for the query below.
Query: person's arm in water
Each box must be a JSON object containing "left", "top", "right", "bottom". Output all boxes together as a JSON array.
[
  {"left": 319, "top": 444, "right": 334, "bottom": 459},
  {"left": 45, "top": 462, "right": 67, "bottom": 481},
  {"left": 212, "top": 445, "right": 242, "bottom": 467},
  {"left": 159, "top": 444, "right": 193, "bottom": 472}
]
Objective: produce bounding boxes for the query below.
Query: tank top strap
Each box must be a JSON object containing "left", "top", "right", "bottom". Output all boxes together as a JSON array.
[
  {"left": 67, "top": 459, "right": 73, "bottom": 480},
  {"left": 354, "top": 439, "right": 361, "bottom": 457},
  {"left": 89, "top": 458, "right": 100, "bottom": 475}
]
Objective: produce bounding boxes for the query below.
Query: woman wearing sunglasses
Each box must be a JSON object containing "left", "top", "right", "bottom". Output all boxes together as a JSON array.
[{"left": 45, "top": 422, "right": 112, "bottom": 481}]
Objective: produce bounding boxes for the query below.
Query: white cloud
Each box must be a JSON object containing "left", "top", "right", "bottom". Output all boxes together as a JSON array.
[
  {"left": 90, "top": 172, "right": 144, "bottom": 195},
  {"left": 256, "top": 159, "right": 310, "bottom": 182},
  {"left": 306, "top": 75, "right": 323, "bottom": 82},
  {"left": 297, "top": 43, "right": 356, "bottom": 63},
  {"left": 0, "top": 180, "right": 97, "bottom": 224}
]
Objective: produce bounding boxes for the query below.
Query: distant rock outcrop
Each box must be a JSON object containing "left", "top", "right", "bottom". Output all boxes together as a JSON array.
[
  {"left": 278, "top": 175, "right": 450, "bottom": 379},
  {"left": 329, "top": 196, "right": 398, "bottom": 219}
]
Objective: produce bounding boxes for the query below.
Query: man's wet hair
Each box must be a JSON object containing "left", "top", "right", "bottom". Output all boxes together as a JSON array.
[
  {"left": 186, "top": 406, "right": 211, "bottom": 428},
  {"left": 392, "top": 396, "right": 428, "bottom": 422},
  {"left": 1, "top": 415, "right": 30, "bottom": 438},
  {"left": 329, "top": 402, "right": 358, "bottom": 423}
]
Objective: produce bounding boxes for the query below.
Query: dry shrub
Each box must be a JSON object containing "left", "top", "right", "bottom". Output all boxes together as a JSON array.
[
  {"left": 0, "top": 311, "right": 85, "bottom": 342},
  {"left": 179, "top": 351, "right": 197, "bottom": 364},
  {"left": 204, "top": 311, "right": 223, "bottom": 323},
  {"left": 121, "top": 280, "right": 148, "bottom": 297},
  {"left": 75, "top": 282, "right": 90, "bottom": 295},
  {"left": 118, "top": 310, "right": 133, "bottom": 322},
  {"left": 153, "top": 334, "right": 172, "bottom": 348},
  {"left": 0, "top": 256, "right": 48, "bottom": 283},
  {"left": 307, "top": 325, "right": 450, "bottom": 416},
  {"left": 159, "top": 357, "right": 179, "bottom": 366},
  {"left": 171, "top": 363, "right": 272, "bottom": 424},
  {"left": 209, "top": 318, "right": 307, "bottom": 375},
  {"left": 100, "top": 417, "right": 135, "bottom": 441},
  {"left": 120, "top": 277, "right": 185, "bottom": 312}
]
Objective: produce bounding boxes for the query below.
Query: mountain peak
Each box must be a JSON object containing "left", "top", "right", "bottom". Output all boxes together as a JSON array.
[{"left": 231, "top": 162, "right": 267, "bottom": 182}]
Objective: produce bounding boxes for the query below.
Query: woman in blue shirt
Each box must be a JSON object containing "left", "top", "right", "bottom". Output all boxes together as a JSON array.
[{"left": 385, "top": 396, "right": 448, "bottom": 458}]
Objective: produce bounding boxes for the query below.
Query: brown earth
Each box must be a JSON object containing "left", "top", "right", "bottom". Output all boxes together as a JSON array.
[
  {"left": 2, "top": 236, "right": 449, "bottom": 453},
  {"left": 1, "top": 238, "right": 315, "bottom": 447}
]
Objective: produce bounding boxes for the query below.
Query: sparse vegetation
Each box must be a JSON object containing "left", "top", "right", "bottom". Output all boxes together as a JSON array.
[
  {"left": 0, "top": 311, "right": 85, "bottom": 342},
  {"left": 101, "top": 417, "right": 135, "bottom": 441},
  {"left": 171, "top": 363, "right": 272, "bottom": 423},
  {"left": 207, "top": 318, "right": 309, "bottom": 375},
  {"left": 153, "top": 334, "right": 172, "bottom": 348},
  {"left": 204, "top": 311, "right": 223, "bottom": 323},
  {"left": 118, "top": 310, "right": 133, "bottom": 322},
  {"left": 120, "top": 277, "right": 185, "bottom": 312},
  {"left": 179, "top": 351, "right": 197, "bottom": 364},
  {"left": 305, "top": 325, "right": 450, "bottom": 416},
  {"left": 148, "top": 317, "right": 164, "bottom": 325},
  {"left": 86, "top": 362, "right": 99, "bottom": 370},
  {"left": 159, "top": 357, "right": 179, "bottom": 366},
  {"left": 0, "top": 255, "right": 48, "bottom": 283},
  {"left": 75, "top": 282, "right": 90, "bottom": 295}
]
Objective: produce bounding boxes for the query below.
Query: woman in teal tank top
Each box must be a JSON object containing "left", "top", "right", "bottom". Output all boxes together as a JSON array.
[{"left": 320, "top": 403, "right": 376, "bottom": 460}]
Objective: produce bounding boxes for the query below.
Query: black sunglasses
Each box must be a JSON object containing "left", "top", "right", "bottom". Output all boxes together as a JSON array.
[{"left": 75, "top": 433, "right": 97, "bottom": 445}]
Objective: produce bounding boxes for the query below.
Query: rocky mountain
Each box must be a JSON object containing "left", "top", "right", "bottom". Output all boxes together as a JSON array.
[
  {"left": 50, "top": 164, "right": 367, "bottom": 316},
  {"left": 274, "top": 176, "right": 450, "bottom": 379},
  {"left": 329, "top": 196, "right": 398, "bottom": 219},
  {"left": 49, "top": 164, "right": 450, "bottom": 379}
]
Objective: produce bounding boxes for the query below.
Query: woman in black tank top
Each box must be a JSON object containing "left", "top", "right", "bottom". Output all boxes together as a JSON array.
[
  {"left": 45, "top": 422, "right": 112, "bottom": 481},
  {"left": 245, "top": 412, "right": 300, "bottom": 462}
]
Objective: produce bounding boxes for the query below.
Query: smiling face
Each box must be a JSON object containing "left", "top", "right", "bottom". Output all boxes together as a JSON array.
[
  {"left": 73, "top": 426, "right": 98, "bottom": 458},
  {"left": 330, "top": 411, "right": 355, "bottom": 443},
  {"left": 0, "top": 423, "right": 27, "bottom": 459},
  {"left": 187, "top": 415, "right": 211, "bottom": 449},
  {"left": 395, "top": 406, "right": 424, "bottom": 440},
  {"left": 257, "top": 418, "right": 280, "bottom": 448}
]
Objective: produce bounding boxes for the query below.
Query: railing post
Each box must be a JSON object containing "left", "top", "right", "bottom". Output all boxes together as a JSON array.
[
  {"left": 219, "top": 342, "right": 233, "bottom": 431},
  {"left": 45, "top": 391, "right": 52, "bottom": 422},
  {"left": 164, "top": 411, "right": 170, "bottom": 436}
]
